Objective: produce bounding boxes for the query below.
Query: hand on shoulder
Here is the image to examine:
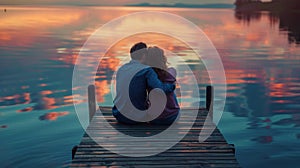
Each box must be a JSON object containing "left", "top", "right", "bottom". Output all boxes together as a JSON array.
[{"left": 167, "top": 67, "right": 177, "bottom": 78}]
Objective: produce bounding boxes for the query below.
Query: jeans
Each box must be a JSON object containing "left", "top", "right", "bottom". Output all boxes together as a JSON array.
[{"left": 112, "top": 107, "right": 180, "bottom": 125}]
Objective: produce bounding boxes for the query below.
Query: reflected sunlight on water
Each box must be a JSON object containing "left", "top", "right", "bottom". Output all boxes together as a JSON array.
[{"left": 0, "top": 6, "right": 299, "bottom": 167}]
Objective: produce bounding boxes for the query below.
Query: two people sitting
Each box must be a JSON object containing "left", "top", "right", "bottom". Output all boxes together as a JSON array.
[{"left": 112, "top": 42, "right": 180, "bottom": 125}]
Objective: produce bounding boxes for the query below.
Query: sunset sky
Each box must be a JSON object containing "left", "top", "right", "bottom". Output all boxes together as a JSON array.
[{"left": 0, "top": 0, "right": 235, "bottom": 6}]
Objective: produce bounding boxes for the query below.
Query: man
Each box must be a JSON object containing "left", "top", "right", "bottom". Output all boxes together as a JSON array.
[{"left": 112, "top": 42, "right": 175, "bottom": 124}]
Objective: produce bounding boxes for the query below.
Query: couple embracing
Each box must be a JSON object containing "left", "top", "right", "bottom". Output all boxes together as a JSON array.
[{"left": 112, "top": 42, "right": 180, "bottom": 125}]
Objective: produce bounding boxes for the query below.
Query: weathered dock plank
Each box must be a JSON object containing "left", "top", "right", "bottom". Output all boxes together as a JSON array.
[
  {"left": 71, "top": 108, "right": 239, "bottom": 168},
  {"left": 71, "top": 86, "right": 240, "bottom": 167}
]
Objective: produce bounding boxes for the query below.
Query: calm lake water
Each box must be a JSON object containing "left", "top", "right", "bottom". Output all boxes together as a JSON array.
[{"left": 0, "top": 6, "right": 300, "bottom": 167}]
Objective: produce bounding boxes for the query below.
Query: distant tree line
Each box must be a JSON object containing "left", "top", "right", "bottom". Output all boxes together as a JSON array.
[
  {"left": 235, "top": 0, "right": 300, "bottom": 10},
  {"left": 235, "top": 0, "right": 262, "bottom": 6}
]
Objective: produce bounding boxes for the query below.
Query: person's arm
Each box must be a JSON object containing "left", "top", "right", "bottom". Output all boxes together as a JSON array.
[
  {"left": 168, "top": 67, "right": 176, "bottom": 78},
  {"left": 145, "top": 67, "right": 175, "bottom": 93},
  {"left": 165, "top": 67, "right": 177, "bottom": 83}
]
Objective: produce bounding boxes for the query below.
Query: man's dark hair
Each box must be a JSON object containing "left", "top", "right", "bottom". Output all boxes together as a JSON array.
[{"left": 130, "top": 42, "right": 147, "bottom": 60}]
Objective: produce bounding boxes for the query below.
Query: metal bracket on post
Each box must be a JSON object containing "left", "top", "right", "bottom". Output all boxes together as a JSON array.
[
  {"left": 206, "top": 85, "right": 214, "bottom": 121},
  {"left": 88, "top": 84, "right": 96, "bottom": 122}
]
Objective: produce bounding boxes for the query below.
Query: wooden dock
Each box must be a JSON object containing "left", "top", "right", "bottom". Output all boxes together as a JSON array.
[{"left": 71, "top": 86, "right": 240, "bottom": 167}]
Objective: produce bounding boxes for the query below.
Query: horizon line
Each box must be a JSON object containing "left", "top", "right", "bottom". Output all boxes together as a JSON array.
[{"left": 0, "top": 3, "right": 234, "bottom": 8}]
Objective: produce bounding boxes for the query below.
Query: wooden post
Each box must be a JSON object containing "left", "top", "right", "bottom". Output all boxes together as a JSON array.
[
  {"left": 72, "top": 145, "right": 78, "bottom": 160},
  {"left": 229, "top": 144, "right": 236, "bottom": 154},
  {"left": 206, "top": 85, "right": 214, "bottom": 120},
  {"left": 88, "top": 85, "right": 96, "bottom": 122}
]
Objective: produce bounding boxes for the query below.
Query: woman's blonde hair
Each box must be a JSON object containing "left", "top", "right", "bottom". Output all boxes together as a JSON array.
[{"left": 146, "top": 46, "right": 168, "bottom": 81}]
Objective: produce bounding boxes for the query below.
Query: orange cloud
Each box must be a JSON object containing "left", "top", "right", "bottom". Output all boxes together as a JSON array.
[
  {"left": 0, "top": 7, "right": 84, "bottom": 47},
  {"left": 39, "top": 111, "right": 69, "bottom": 121}
]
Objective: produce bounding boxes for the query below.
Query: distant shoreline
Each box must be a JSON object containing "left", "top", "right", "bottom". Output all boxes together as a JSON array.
[
  {"left": 0, "top": 3, "right": 234, "bottom": 9},
  {"left": 126, "top": 3, "right": 234, "bottom": 9}
]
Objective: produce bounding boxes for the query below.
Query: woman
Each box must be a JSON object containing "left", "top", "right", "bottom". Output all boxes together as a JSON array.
[{"left": 146, "top": 46, "right": 180, "bottom": 125}]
